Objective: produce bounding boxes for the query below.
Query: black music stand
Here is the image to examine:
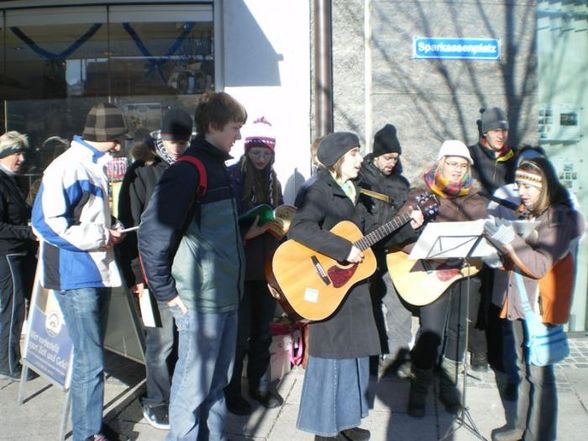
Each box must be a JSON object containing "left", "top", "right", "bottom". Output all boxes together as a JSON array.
[{"left": 410, "top": 221, "right": 491, "bottom": 441}]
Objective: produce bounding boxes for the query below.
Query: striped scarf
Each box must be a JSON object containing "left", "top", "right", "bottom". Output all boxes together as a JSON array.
[{"left": 424, "top": 166, "right": 474, "bottom": 199}]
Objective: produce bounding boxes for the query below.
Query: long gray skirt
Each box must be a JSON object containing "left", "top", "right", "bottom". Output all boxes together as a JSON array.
[{"left": 296, "top": 355, "right": 370, "bottom": 437}]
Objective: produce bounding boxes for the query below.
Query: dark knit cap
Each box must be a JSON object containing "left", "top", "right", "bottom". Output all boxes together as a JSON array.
[
  {"left": 317, "top": 132, "right": 360, "bottom": 167},
  {"left": 82, "top": 103, "right": 130, "bottom": 142},
  {"left": 481, "top": 107, "right": 509, "bottom": 133},
  {"left": 373, "top": 124, "right": 401, "bottom": 157},
  {"left": 161, "top": 108, "right": 193, "bottom": 141}
]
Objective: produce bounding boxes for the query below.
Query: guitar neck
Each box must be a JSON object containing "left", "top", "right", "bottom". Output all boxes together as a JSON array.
[{"left": 354, "top": 213, "right": 412, "bottom": 251}]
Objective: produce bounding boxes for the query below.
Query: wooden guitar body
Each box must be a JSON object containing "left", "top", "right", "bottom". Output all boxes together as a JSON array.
[
  {"left": 271, "top": 221, "right": 376, "bottom": 321},
  {"left": 386, "top": 251, "right": 482, "bottom": 306}
]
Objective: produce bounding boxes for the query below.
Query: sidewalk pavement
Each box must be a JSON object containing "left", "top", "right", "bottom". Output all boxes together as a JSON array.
[{"left": 1, "top": 336, "right": 587, "bottom": 441}]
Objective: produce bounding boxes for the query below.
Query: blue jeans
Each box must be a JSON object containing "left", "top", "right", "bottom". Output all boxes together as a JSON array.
[
  {"left": 142, "top": 300, "right": 175, "bottom": 408},
  {"left": 56, "top": 287, "right": 110, "bottom": 441},
  {"left": 513, "top": 319, "right": 557, "bottom": 441},
  {"left": 168, "top": 308, "right": 238, "bottom": 441}
]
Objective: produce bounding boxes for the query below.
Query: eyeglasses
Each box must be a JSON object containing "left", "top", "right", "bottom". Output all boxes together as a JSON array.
[{"left": 444, "top": 160, "right": 469, "bottom": 170}]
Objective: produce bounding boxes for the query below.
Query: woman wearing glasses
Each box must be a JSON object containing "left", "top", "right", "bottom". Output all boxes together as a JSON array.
[{"left": 406, "top": 140, "right": 488, "bottom": 418}]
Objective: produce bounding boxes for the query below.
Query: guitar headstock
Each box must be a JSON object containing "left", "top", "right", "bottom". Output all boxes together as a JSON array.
[{"left": 415, "top": 193, "right": 440, "bottom": 220}]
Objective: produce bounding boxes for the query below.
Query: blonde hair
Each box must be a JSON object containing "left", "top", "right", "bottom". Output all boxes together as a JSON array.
[{"left": 0, "top": 131, "right": 29, "bottom": 152}]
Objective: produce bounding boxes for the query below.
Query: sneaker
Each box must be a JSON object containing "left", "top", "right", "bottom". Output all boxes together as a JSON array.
[
  {"left": 226, "top": 394, "right": 253, "bottom": 415},
  {"left": 142, "top": 405, "right": 170, "bottom": 430},
  {"left": 86, "top": 435, "right": 110, "bottom": 441},
  {"left": 491, "top": 425, "right": 524, "bottom": 441},
  {"left": 0, "top": 367, "right": 38, "bottom": 382}
]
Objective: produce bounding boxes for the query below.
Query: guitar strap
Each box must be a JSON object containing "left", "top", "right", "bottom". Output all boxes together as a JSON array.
[{"left": 359, "top": 187, "right": 392, "bottom": 204}]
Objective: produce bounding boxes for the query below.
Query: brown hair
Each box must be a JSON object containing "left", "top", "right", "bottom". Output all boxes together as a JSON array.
[{"left": 194, "top": 92, "right": 247, "bottom": 135}]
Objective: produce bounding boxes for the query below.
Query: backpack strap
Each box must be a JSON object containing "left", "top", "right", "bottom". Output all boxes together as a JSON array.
[{"left": 176, "top": 155, "right": 208, "bottom": 198}]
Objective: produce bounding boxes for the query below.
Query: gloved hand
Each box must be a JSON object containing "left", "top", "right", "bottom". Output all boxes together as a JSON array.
[{"left": 484, "top": 218, "right": 515, "bottom": 246}]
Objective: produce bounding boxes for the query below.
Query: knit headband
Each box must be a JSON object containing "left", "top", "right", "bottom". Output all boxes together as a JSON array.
[
  {"left": 0, "top": 144, "right": 25, "bottom": 159},
  {"left": 515, "top": 170, "right": 543, "bottom": 189}
]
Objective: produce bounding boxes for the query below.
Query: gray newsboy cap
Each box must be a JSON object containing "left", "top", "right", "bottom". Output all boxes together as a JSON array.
[{"left": 317, "top": 132, "right": 360, "bottom": 167}]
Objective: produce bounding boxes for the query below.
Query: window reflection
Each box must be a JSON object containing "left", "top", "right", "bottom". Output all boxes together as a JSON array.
[{"left": 0, "top": 4, "right": 214, "bottom": 189}]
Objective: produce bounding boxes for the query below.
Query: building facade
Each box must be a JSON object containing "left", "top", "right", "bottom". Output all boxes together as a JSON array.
[{"left": 1, "top": 0, "right": 586, "bottom": 331}]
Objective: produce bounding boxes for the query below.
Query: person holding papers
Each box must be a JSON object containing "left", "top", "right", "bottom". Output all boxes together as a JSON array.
[
  {"left": 484, "top": 157, "right": 584, "bottom": 441},
  {"left": 224, "top": 117, "right": 285, "bottom": 414},
  {"left": 117, "top": 107, "right": 193, "bottom": 430},
  {"left": 407, "top": 140, "right": 488, "bottom": 418}
]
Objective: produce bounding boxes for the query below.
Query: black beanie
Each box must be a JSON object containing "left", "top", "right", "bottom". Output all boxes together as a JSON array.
[
  {"left": 481, "top": 107, "right": 509, "bottom": 133},
  {"left": 372, "top": 124, "right": 401, "bottom": 157},
  {"left": 161, "top": 108, "right": 193, "bottom": 141},
  {"left": 317, "top": 132, "right": 360, "bottom": 167}
]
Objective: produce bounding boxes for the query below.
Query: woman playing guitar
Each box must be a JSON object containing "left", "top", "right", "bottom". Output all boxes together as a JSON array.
[
  {"left": 406, "top": 140, "right": 488, "bottom": 418},
  {"left": 290, "top": 132, "right": 422, "bottom": 441}
]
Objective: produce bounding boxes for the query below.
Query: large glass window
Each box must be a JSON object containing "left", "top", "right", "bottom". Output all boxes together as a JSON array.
[{"left": 0, "top": 3, "right": 214, "bottom": 187}]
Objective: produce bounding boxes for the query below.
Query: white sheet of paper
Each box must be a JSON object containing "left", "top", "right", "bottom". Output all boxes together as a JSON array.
[
  {"left": 139, "top": 289, "right": 157, "bottom": 328},
  {"left": 409, "top": 220, "right": 496, "bottom": 260}
]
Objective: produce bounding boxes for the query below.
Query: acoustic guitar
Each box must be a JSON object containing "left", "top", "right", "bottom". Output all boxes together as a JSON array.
[
  {"left": 270, "top": 193, "right": 439, "bottom": 321},
  {"left": 386, "top": 251, "right": 482, "bottom": 306}
]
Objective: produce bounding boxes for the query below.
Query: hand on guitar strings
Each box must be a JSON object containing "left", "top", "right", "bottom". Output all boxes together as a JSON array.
[
  {"left": 346, "top": 245, "right": 364, "bottom": 263},
  {"left": 409, "top": 208, "right": 424, "bottom": 229}
]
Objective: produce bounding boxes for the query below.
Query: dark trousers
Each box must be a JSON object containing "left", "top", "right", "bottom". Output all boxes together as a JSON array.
[
  {"left": 513, "top": 319, "right": 557, "bottom": 441},
  {"left": 370, "top": 267, "right": 413, "bottom": 358},
  {"left": 141, "top": 300, "right": 176, "bottom": 408},
  {"left": 0, "top": 252, "right": 35, "bottom": 374},
  {"left": 226, "top": 280, "right": 277, "bottom": 395},
  {"left": 412, "top": 277, "right": 478, "bottom": 369}
]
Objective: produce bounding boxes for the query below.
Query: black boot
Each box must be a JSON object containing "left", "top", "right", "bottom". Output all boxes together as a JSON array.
[
  {"left": 340, "top": 427, "right": 370, "bottom": 440},
  {"left": 438, "top": 357, "right": 462, "bottom": 414},
  {"left": 249, "top": 387, "right": 283, "bottom": 409},
  {"left": 407, "top": 367, "right": 433, "bottom": 418}
]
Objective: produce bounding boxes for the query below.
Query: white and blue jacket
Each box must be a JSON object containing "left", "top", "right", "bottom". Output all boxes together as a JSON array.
[{"left": 32, "top": 136, "right": 121, "bottom": 290}]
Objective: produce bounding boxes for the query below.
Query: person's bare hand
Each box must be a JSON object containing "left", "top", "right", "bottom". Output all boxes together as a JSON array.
[
  {"left": 131, "top": 283, "right": 145, "bottom": 299},
  {"left": 346, "top": 245, "right": 364, "bottom": 263},
  {"left": 244, "top": 216, "right": 271, "bottom": 240},
  {"left": 410, "top": 208, "right": 424, "bottom": 229},
  {"left": 167, "top": 296, "right": 188, "bottom": 315},
  {"left": 107, "top": 228, "right": 126, "bottom": 247}
]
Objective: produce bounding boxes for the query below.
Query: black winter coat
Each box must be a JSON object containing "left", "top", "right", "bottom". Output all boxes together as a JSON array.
[
  {"left": 117, "top": 156, "right": 169, "bottom": 287},
  {"left": 357, "top": 158, "right": 417, "bottom": 252},
  {"left": 468, "top": 142, "right": 517, "bottom": 196},
  {"left": 288, "top": 168, "right": 381, "bottom": 359},
  {"left": 0, "top": 169, "right": 36, "bottom": 255}
]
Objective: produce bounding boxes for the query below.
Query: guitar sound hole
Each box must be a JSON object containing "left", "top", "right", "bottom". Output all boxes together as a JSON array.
[{"left": 327, "top": 264, "right": 358, "bottom": 288}]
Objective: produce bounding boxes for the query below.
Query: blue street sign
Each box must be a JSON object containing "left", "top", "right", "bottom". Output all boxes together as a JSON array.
[{"left": 414, "top": 37, "right": 500, "bottom": 60}]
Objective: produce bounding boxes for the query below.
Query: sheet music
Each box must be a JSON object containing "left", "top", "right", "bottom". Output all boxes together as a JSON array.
[{"left": 409, "top": 220, "right": 496, "bottom": 260}]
